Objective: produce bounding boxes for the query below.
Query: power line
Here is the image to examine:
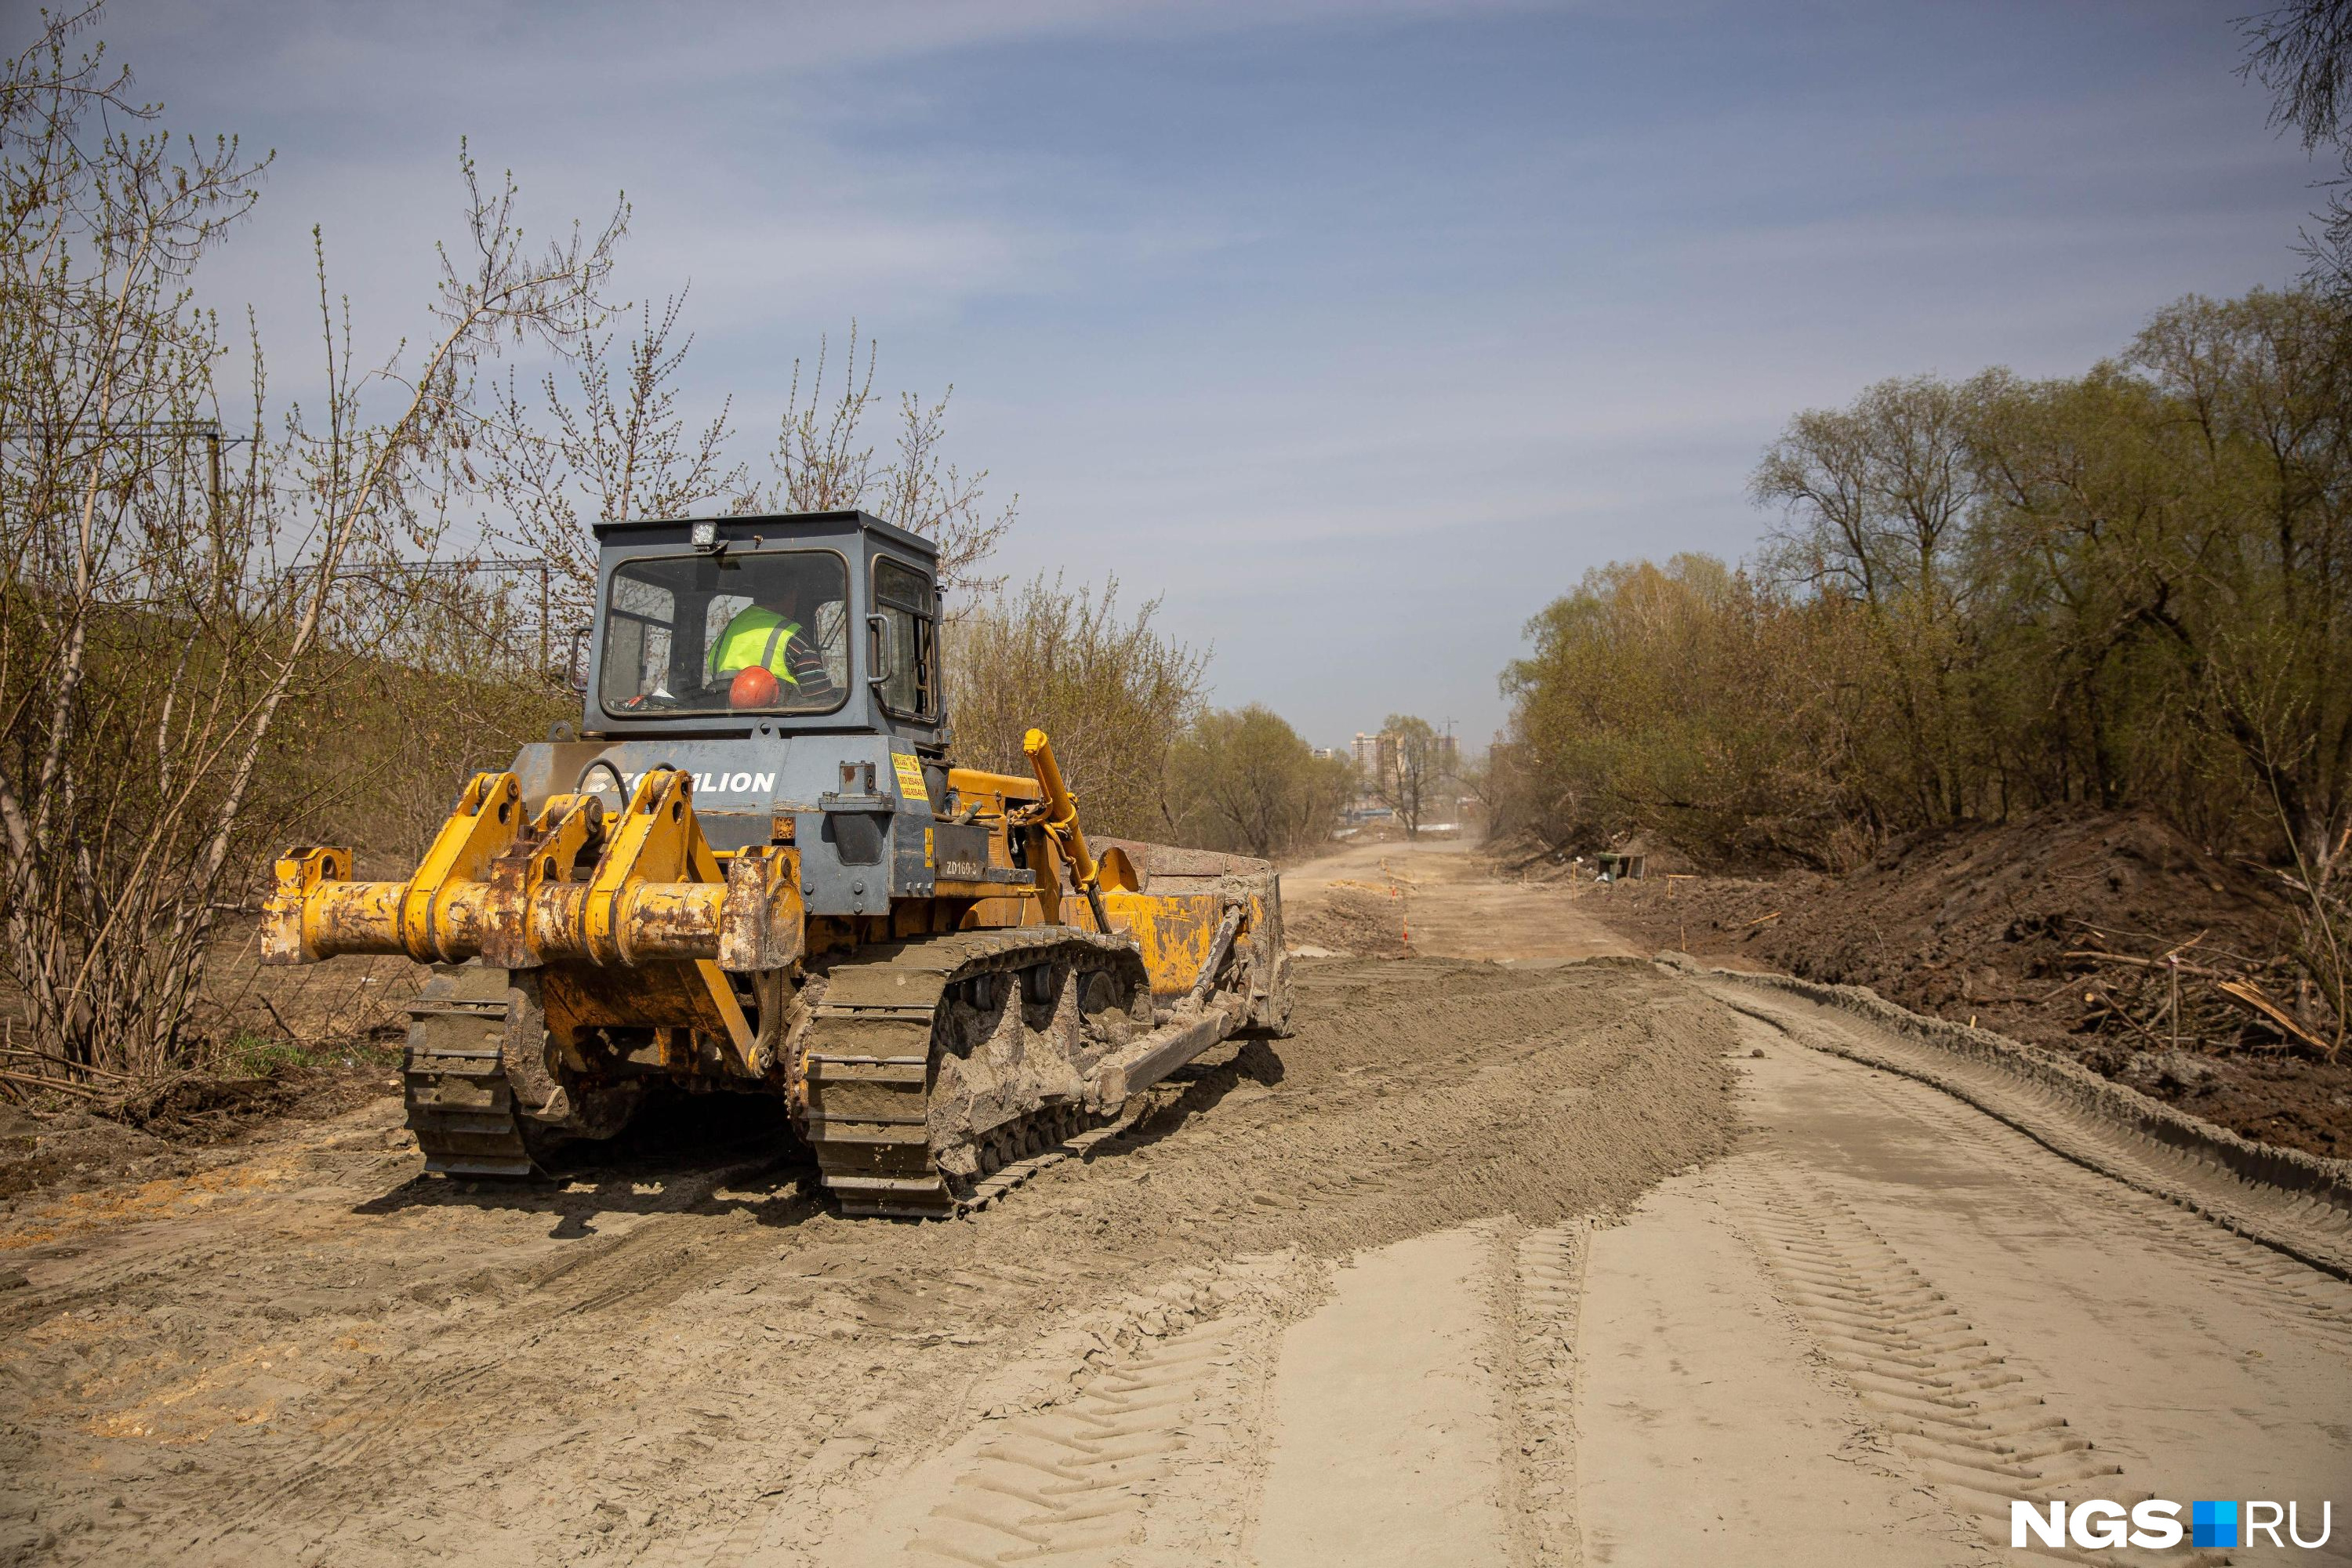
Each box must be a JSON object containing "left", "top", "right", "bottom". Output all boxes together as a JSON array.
[{"left": 0, "top": 419, "right": 259, "bottom": 528}]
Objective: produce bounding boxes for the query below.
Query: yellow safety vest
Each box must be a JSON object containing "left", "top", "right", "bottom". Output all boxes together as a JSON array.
[{"left": 709, "top": 608, "right": 803, "bottom": 684}]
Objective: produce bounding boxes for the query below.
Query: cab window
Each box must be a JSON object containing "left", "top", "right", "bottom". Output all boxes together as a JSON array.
[
  {"left": 597, "top": 550, "right": 848, "bottom": 715},
  {"left": 872, "top": 556, "right": 936, "bottom": 719}
]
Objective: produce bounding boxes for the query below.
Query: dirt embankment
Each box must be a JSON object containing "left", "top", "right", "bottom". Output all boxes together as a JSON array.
[
  {"left": 1287, "top": 885, "right": 1410, "bottom": 956},
  {"left": 1576, "top": 805, "right": 2352, "bottom": 1158},
  {"left": 0, "top": 1056, "right": 408, "bottom": 1207}
]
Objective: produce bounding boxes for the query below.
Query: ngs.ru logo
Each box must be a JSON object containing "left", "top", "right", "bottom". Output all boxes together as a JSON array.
[{"left": 2011, "top": 1498, "right": 2334, "bottom": 1550}]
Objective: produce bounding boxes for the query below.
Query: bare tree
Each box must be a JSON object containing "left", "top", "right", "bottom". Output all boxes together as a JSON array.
[
  {"left": 1375, "top": 714, "right": 1443, "bottom": 840},
  {"left": 2241, "top": 0, "right": 2352, "bottom": 296},
  {"left": 946, "top": 575, "right": 1204, "bottom": 839},
  {"left": 0, "top": 4, "right": 622, "bottom": 1079},
  {"left": 763, "top": 323, "right": 1014, "bottom": 593},
  {"left": 483, "top": 287, "right": 745, "bottom": 630},
  {"left": 487, "top": 307, "right": 1016, "bottom": 619}
]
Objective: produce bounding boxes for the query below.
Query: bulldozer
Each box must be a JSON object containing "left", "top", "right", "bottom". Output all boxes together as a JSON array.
[{"left": 261, "top": 510, "right": 1288, "bottom": 1217}]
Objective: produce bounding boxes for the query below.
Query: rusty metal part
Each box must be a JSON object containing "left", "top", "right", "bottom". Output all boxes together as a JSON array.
[
  {"left": 1089, "top": 997, "right": 1246, "bottom": 1105},
  {"left": 483, "top": 793, "right": 604, "bottom": 970},
  {"left": 274, "top": 877, "right": 729, "bottom": 967},
  {"left": 266, "top": 771, "right": 789, "bottom": 978},
  {"left": 260, "top": 846, "right": 358, "bottom": 965},
  {"left": 402, "top": 773, "right": 525, "bottom": 964},
  {"left": 264, "top": 769, "right": 765, "bottom": 1067},
  {"left": 1094, "top": 838, "right": 1292, "bottom": 1034},
  {"left": 1182, "top": 905, "right": 1247, "bottom": 1011},
  {"left": 720, "top": 845, "right": 804, "bottom": 971}
]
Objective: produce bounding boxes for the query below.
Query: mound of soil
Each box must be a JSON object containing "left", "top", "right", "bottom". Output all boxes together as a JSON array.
[
  {"left": 1587, "top": 806, "right": 2352, "bottom": 1159},
  {"left": 1287, "top": 886, "right": 1410, "bottom": 957}
]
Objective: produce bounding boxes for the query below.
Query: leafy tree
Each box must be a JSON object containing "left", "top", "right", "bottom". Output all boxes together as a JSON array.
[
  {"left": 1166, "top": 706, "right": 1352, "bottom": 860},
  {"left": 1501, "top": 557, "right": 1878, "bottom": 869},
  {"left": 1751, "top": 374, "right": 1991, "bottom": 825},
  {"left": 1498, "top": 284, "right": 2352, "bottom": 905},
  {"left": 944, "top": 575, "right": 1204, "bottom": 840}
]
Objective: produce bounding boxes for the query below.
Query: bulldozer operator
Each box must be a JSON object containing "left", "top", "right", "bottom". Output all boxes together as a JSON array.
[{"left": 708, "top": 564, "right": 837, "bottom": 710}]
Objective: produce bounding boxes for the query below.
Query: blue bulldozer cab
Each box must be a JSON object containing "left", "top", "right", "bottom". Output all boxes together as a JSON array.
[
  {"left": 508, "top": 511, "right": 953, "bottom": 913},
  {"left": 580, "top": 510, "right": 942, "bottom": 747}
]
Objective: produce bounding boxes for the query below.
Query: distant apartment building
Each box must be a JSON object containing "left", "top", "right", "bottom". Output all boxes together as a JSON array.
[{"left": 1352, "top": 728, "right": 1455, "bottom": 786}]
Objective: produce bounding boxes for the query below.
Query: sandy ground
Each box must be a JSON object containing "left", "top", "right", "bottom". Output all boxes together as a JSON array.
[
  {"left": 2, "top": 839, "right": 2347, "bottom": 1566},
  {"left": 1284, "top": 836, "right": 1639, "bottom": 962}
]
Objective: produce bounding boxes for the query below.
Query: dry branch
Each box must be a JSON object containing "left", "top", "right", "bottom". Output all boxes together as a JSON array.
[
  {"left": 2212, "top": 978, "right": 2339, "bottom": 1060},
  {"left": 0, "top": 1067, "right": 105, "bottom": 1098},
  {"left": 2062, "top": 949, "right": 2234, "bottom": 981},
  {"left": 0, "top": 1046, "right": 132, "bottom": 1080}
]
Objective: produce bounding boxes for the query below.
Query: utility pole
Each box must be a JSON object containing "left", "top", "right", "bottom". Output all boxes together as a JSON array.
[{"left": 0, "top": 419, "right": 249, "bottom": 530}]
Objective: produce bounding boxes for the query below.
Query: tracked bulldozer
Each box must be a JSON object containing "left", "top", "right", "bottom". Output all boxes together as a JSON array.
[{"left": 262, "top": 510, "right": 1288, "bottom": 1217}]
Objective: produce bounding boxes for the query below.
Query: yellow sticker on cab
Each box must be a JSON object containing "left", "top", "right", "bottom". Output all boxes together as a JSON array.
[{"left": 891, "top": 752, "right": 928, "bottom": 803}]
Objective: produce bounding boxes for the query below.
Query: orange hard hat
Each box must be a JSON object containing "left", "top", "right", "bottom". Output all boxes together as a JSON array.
[{"left": 728, "top": 666, "right": 782, "bottom": 710}]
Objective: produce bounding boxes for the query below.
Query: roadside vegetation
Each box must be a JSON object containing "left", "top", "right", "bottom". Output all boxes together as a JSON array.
[
  {"left": 0, "top": 6, "right": 623, "bottom": 1094},
  {"left": 1497, "top": 287, "right": 2352, "bottom": 1083},
  {"left": 1163, "top": 706, "right": 1356, "bottom": 859},
  {"left": 1499, "top": 289, "right": 2350, "bottom": 883},
  {"left": 948, "top": 576, "right": 1209, "bottom": 841},
  {"left": 1490, "top": 10, "right": 2352, "bottom": 1076}
]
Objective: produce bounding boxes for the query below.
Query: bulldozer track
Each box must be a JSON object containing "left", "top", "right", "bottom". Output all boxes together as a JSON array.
[
  {"left": 393, "top": 930, "right": 1175, "bottom": 1219},
  {"left": 1504, "top": 1224, "right": 1586, "bottom": 1568},
  {"left": 401, "top": 965, "right": 539, "bottom": 1178},
  {"left": 1820, "top": 1041, "right": 2352, "bottom": 1359},
  {"left": 800, "top": 926, "right": 1156, "bottom": 1219}
]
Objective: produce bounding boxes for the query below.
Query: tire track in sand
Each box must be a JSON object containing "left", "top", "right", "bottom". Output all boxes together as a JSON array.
[
  {"left": 905, "top": 1322, "right": 1242, "bottom": 1566},
  {"left": 1718, "top": 1156, "right": 2229, "bottom": 1568},
  {"left": 1503, "top": 1223, "right": 1587, "bottom": 1568}
]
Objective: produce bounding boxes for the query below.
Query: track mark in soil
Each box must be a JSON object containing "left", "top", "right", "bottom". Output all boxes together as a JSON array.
[
  {"left": 1697, "top": 976, "right": 2352, "bottom": 1282},
  {"left": 1827, "top": 1061, "right": 2352, "bottom": 1359},
  {"left": 1720, "top": 1156, "right": 2224, "bottom": 1567},
  {"left": 904, "top": 1320, "right": 1242, "bottom": 1566},
  {"left": 1504, "top": 1223, "right": 1586, "bottom": 1568}
]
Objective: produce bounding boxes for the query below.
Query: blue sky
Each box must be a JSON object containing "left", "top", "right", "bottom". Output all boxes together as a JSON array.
[{"left": 104, "top": 0, "right": 2316, "bottom": 748}]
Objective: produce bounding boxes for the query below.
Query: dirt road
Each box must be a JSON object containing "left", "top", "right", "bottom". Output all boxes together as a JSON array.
[
  {"left": 1284, "top": 835, "right": 1638, "bottom": 962},
  {"left": 2, "top": 840, "right": 2347, "bottom": 1566}
]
